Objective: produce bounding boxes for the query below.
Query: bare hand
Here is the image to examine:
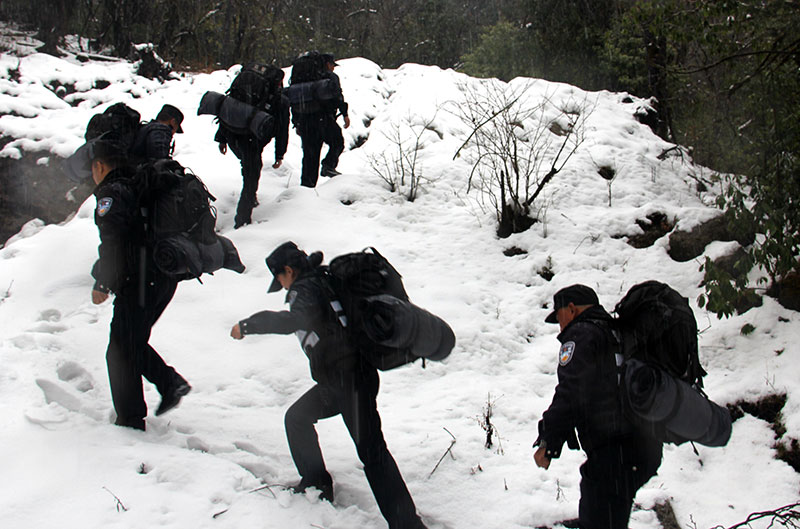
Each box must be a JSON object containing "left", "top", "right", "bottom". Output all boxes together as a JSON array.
[
  {"left": 218, "top": 142, "right": 227, "bottom": 155},
  {"left": 343, "top": 115, "right": 351, "bottom": 129},
  {"left": 534, "top": 446, "right": 551, "bottom": 469},
  {"left": 92, "top": 289, "right": 109, "bottom": 305},
  {"left": 272, "top": 159, "right": 282, "bottom": 169},
  {"left": 230, "top": 323, "right": 243, "bottom": 340}
]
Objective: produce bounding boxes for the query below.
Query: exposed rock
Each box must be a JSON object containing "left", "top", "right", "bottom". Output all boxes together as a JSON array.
[
  {"left": 767, "top": 272, "right": 800, "bottom": 312},
  {"left": 667, "top": 215, "right": 755, "bottom": 262},
  {"left": 0, "top": 148, "right": 93, "bottom": 247},
  {"left": 624, "top": 211, "right": 673, "bottom": 249}
]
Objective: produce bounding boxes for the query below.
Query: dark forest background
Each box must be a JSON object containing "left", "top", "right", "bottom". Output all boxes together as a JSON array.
[{"left": 1, "top": 0, "right": 799, "bottom": 316}]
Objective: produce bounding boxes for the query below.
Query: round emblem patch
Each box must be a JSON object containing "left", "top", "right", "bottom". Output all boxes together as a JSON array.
[
  {"left": 558, "top": 341, "right": 576, "bottom": 366},
  {"left": 97, "top": 197, "right": 113, "bottom": 217}
]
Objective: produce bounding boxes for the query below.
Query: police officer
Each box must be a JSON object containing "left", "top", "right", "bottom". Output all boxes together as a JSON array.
[
  {"left": 131, "top": 104, "right": 184, "bottom": 160},
  {"left": 296, "top": 53, "right": 350, "bottom": 187},
  {"left": 89, "top": 134, "right": 191, "bottom": 431},
  {"left": 215, "top": 68, "right": 290, "bottom": 229},
  {"left": 534, "top": 284, "right": 662, "bottom": 529},
  {"left": 230, "top": 242, "right": 427, "bottom": 529}
]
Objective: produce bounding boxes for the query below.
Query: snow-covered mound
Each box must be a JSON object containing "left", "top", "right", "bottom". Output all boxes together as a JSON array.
[{"left": 1, "top": 50, "right": 798, "bottom": 529}]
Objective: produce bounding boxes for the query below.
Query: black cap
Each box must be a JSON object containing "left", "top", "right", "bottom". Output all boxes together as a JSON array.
[
  {"left": 322, "top": 53, "right": 339, "bottom": 66},
  {"left": 265, "top": 241, "right": 307, "bottom": 292},
  {"left": 544, "top": 284, "right": 599, "bottom": 323},
  {"left": 157, "top": 104, "right": 184, "bottom": 133}
]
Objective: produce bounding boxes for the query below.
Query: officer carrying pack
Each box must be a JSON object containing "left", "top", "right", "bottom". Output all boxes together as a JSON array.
[
  {"left": 321, "top": 247, "right": 456, "bottom": 370},
  {"left": 197, "top": 62, "right": 283, "bottom": 143},
  {"left": 287, "top": 51, "right": 339, "bottom": 114},
  {"left": 134, "top": 159, "right": 245, "bottom": 280},
  {"left": 612, "top": 280, "right": 731, "bottom": 447}
]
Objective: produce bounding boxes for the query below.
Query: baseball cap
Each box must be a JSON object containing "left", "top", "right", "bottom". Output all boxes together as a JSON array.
[
  {"left": 544, "top": 284, "right": 599, "bottom": 323},
  {"left": 265, "top": 241, "right": 307, "bottom": 292},
  {"left": 157, "top": 104, "right": 184, "bottom": 133}
]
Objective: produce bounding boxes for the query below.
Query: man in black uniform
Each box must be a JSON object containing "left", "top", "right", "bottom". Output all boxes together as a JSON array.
[
  {"left": 131, "top": 104, "right": 184, "bottom": 160},
  {"left": 215, "top": 67, "right": 290, "bottom": 229},
  {"left": 89, "top": 135, "right": 191, "bottom": 431},
  {"left": 534, "top": 284, "right": 662, "bottom": 529},
  {"left": 296, "top": 53, "right": 350, "bottom": 187},
  {"left": 230, "top": 242, "right": 427, "bottom": 529}
]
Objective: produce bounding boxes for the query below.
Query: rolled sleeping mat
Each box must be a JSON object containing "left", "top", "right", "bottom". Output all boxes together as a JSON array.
[
  {"left": 362, "top": 295, "right": 456, "bottom": 361},
  {"left": 153, "top": 236, "right": 199, "bottom": 277},
  {"left": 199, "top": 91, "right": 274, "bottom": 142},
  {"left": 624, "top": 358, "right": 732, "bottom": 447},
  {"left": 197, "top": 91, "right": 225, "bottom": 116},
  {"left": 218, "top": 96, "right": 274, "bottom": 142}
]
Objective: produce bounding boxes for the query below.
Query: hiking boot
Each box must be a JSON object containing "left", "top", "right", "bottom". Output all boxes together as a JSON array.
[
  {"left": 156, "top": 381, "right": 192, "bottom": 416},
  {"left": 290, "top": 477, "right": 334, "bottom": 503},
  {"left": 320, "top": 165, "right": 341, "bottom": 177}
]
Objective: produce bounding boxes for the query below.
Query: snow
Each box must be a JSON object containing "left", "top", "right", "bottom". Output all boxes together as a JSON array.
[{"left": 1, "top": 48, "right": 799, "bottom": 529}]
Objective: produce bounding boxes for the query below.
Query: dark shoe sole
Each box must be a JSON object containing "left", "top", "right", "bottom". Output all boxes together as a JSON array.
[{"left": 155, "top": 383, "right": 192, "bottom": 416}]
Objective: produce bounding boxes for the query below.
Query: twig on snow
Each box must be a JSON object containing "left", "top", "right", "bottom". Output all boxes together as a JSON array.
[
  {"left": 429, "top": 427, "right": 457, "bottom": 478},
  {"left": 102, "top": 486, "right": 128, "bottom": 512}
]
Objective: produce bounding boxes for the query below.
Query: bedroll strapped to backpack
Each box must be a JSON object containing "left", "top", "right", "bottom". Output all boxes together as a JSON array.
[
  {"left": 134, "top": 159, "right": 245, "bottom": 280},
  {"left": 197, "top": 62, "right": 283, "bottom": 141},
  {"left": 197, "top": 90, "right": 275, "bottom": 142},
  {"left": 612, "top": 280, "right": 731, "bottom": 446},
  {"left": 322, "top": 247, "right": 455, "bottom": 371}
]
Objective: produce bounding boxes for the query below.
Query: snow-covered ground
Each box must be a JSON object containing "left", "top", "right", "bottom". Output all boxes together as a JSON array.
[{"left": 1, "top": 49, "right": 798, "bottom": 529}]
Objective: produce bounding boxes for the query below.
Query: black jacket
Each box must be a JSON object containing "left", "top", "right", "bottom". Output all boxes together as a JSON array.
[
  {"left": 239, "top": 270, "right": 359, "bottom": 384},
  {"left": 91, "top": 166, "right": 144, "bottom": 294},
  {"left": 131, "top": 121, "right": 174, "bottom": 160},
  {"left": 536, "top": 305, "right": 630, "bottom": 458}
]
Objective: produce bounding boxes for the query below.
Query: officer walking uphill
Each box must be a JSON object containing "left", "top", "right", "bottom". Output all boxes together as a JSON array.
[
  {"left": 295, "top": 53, "right": 350, "bottom": 187},
  {"left": 89, "top": 135, "right": 191, "bottom": 431},
  {"left": 131, "top": 103, "right": 185, "bottom": 160},
  {"left": 215, "top": 63, "right": 290, "bottom": 229},
  {"left": 230, "top": 241, "right": 427, "bottom": 529},
  {"left": 534, "top": 284, "right": 662, "bottom": 529}
]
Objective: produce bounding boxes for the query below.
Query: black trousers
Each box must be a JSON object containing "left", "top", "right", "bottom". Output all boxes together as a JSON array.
[
  {"left": 297, "top": 113, "right": 344, "bottom": 188},
  {"left": 227, "top": 133, "right": 266, "bottom": 227},
  {"left": 106, "top": 275, "right": 183, "bottom": 429},
  {"left": 578, "top": 434, "right": 663, "bottom": 529},
  {"left": 284, "top": 368, "right": 423, "bottom": 529}
]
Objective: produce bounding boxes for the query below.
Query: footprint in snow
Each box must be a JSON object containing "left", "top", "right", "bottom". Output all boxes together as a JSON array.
[
  {"left": 35, "top": 378, "right": 103, "bottom": 420},
  {"left": 56, "top": 360, "right": 94, "bottom": 392}
]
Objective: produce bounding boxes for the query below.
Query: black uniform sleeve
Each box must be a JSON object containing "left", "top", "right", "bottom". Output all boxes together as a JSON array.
[
  {"left": 274, "top": 94, "right": 290, "bottom": 161},
  {"left": 537, "top": 322, "right": 604, "bottom": 458},
  {"left": 91, "top": 181, "right": 138, "bottom": 293},
  {"left": 239, "top": 279, "right": 326, "bottom": 336}
]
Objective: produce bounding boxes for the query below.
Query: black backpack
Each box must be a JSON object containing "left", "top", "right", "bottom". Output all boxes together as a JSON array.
[
  {"left": 134, "top": 159, "right": 244, "bottom": 279},
  {"left": 85, "top": 102, "right": 142, "bottom": 152},
  {"left": 613, "top": 280, "right": 706, "bottom": 388},
  {"left": 611, "top": 281, "right": 730, "bottom": 447},
  {"left": 228, "top": 62, "right": 284, "bottom": 110},
  {"left": 290, "top": 51, "right": 326, "bottom": 85},
  {"left": 321, "top": 248, "right": 455, "bottom": 370}
]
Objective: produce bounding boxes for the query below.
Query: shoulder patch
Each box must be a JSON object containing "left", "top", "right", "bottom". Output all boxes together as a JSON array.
[
  {"left": 559, "top": 341, "right": 576, "bottom": 366},
  {"left": 96, "top": 197, "right": 113, "bottom": 217}
]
